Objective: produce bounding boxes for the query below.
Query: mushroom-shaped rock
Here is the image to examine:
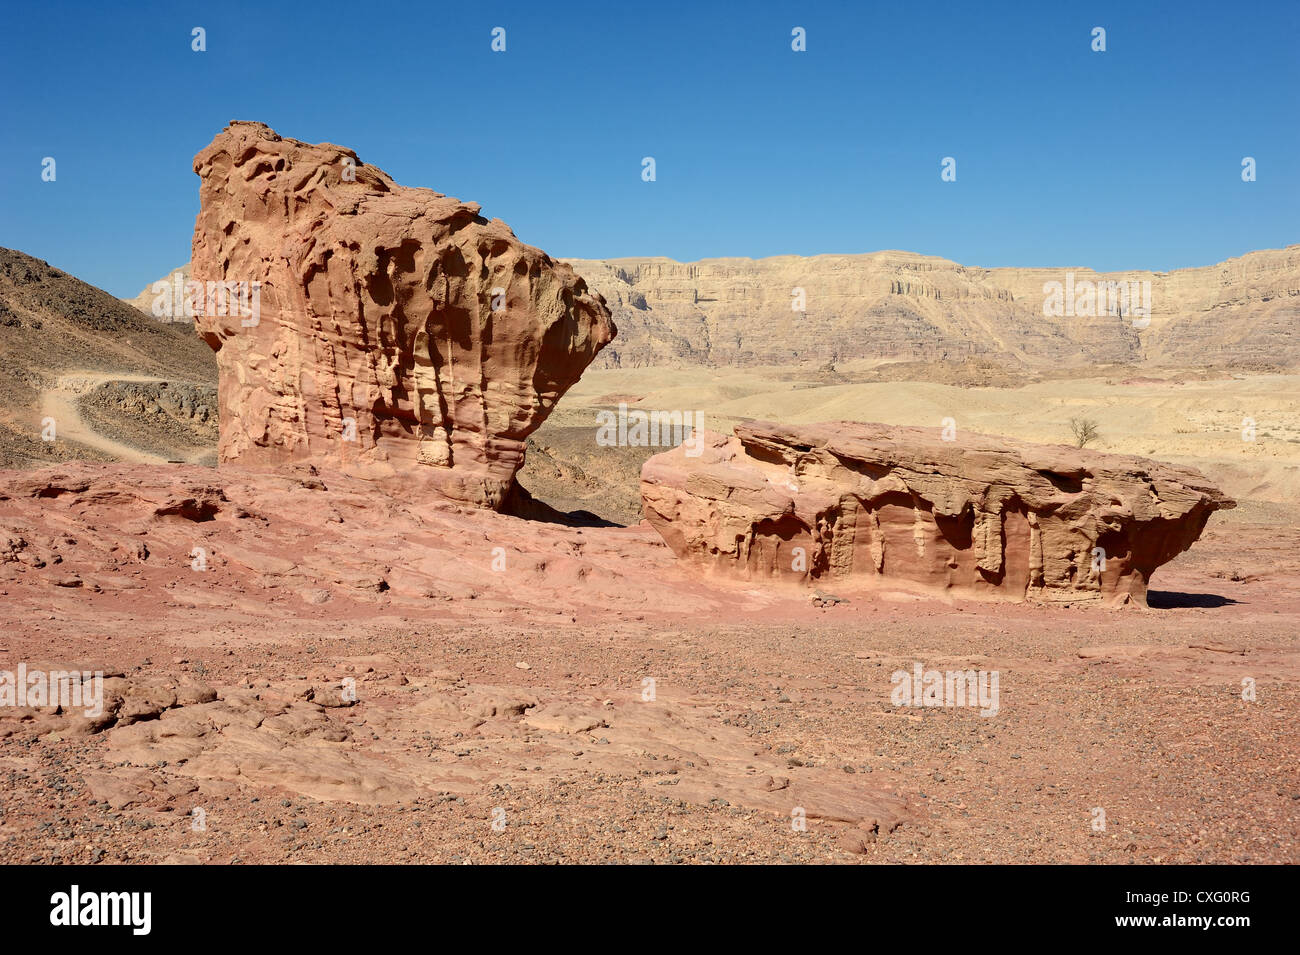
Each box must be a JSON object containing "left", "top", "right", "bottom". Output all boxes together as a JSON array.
[{"left": 190, "top": 121, "right": 614, "bottom": 509}]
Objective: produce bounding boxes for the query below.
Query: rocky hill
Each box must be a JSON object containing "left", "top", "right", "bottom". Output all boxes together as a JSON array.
[{"left": 0, "top": 248, "right": 217, "bottom": 468}]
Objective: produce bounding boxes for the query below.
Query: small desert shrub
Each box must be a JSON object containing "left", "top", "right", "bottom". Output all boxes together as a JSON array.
[{"left": 1069, "top": 417, "right": 1101, "bottom": 448}]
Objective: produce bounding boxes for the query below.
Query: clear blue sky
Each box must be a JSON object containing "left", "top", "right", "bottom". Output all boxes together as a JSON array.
[{"left": 1, "top": 0, "right": 1296, "bottom": 297}]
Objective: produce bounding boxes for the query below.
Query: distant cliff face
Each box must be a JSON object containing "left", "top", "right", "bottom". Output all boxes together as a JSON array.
[
  {"left": 130, "top": 245, "right": 1300, "bottom": 371},
  {"left": 564, "top": 246, "right": 1300, "bottom": 370}
]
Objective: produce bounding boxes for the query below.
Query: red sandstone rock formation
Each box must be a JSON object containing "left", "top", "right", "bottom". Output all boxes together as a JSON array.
[
  {"left": 640, "top": 421, "right": 1235, "bottom": 606},
  {"left": 190, "top": 121, "right": 614, "bottom": 508}
]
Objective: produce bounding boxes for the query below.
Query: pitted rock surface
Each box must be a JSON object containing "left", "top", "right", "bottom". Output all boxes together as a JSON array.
[
  {"left": 641, "top": 420, "right": 1235, "bottom": 606},
  {"left": 191, "top": 121, "right": 614, "bottom": 508}
]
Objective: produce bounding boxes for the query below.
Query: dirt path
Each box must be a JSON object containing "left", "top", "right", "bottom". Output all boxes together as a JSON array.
[{"left": 39, "top": 370, "right": 204, "bottom": 464}]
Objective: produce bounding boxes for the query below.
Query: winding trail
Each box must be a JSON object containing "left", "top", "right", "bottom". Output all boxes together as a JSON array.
[{"left": 39, "top": 370, "right": 208, "bottom": 465}]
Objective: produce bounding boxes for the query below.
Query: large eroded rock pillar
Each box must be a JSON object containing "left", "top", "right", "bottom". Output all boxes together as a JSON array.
[{"left": 191, "top": 121, "right": 614, "bottom": 508}]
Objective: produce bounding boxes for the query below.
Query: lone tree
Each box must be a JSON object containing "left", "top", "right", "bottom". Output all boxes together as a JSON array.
[{"left": 1069, "top": 417, "right": 1101, "bottom": 448}]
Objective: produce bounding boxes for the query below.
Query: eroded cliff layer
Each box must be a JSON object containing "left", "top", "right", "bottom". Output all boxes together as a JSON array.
[
  {"left": 641, "top": 421, "right": 1235, "bottom": 605},
  {"left": 571, "top": 249, "right": 1300, "bottom": 370}
]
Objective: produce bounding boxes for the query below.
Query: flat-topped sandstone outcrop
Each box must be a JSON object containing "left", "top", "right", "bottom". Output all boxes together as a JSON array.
[{"left": 640, "top": 421, "right": 1235, "bottom": 606}]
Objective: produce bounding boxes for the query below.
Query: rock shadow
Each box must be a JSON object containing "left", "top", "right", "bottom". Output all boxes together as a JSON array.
[
  {"left": 1146, "top": 590, "right": 1238, "bottom": 609},
  {"left": 506, "top": 483, "right": 622, "bottom": 528}
]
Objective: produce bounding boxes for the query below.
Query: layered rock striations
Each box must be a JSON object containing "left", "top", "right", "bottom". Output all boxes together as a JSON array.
[
  {"left": 191, "top": 121, "right": 614, "bottom": 508},
  {"left": 568, "top": 248, "right": 1300, "bottom": 370},
  {"left": 641, "top": 421, "right": 1235, "bottom": 606}
]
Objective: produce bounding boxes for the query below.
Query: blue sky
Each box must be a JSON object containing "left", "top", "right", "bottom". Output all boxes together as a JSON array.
[{"left": 1, "top": 0, "right": 1296, "bottom": 297}]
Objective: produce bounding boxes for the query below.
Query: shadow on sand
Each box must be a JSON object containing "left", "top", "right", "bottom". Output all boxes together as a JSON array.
[
  {"left": 1147, "top": 590, "right": 1238, "bottom": 609},
  {"left": 507, "top": 484, "right": 623, "bottom": 528}
]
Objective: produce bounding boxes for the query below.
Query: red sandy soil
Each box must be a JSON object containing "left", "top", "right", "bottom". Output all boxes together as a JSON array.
[{"left": 0, "top": 463, "right": 1295, "bottom": 864}]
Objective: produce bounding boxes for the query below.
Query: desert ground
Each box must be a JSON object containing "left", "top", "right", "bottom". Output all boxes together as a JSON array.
[{"left": 0, "top": 360, "right": 1296, "bottom": 864}]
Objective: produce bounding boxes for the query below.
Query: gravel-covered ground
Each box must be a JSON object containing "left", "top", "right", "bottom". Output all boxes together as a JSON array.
[{"left": 0, "top": 464, "right": 1294, "bottom": 865}]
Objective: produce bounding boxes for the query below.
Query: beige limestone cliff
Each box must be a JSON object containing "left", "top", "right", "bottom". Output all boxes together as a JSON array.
[{"left": 568, "top": 247, "right": 1300, "bottom": 370}]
